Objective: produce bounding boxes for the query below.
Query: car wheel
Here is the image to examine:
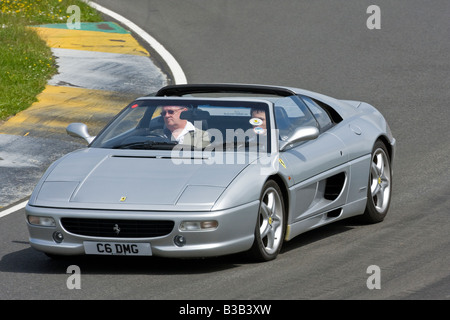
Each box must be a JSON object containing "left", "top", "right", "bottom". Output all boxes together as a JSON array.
[
  {"left": 361, "top": 140, "right": 392, "bottom": 223},
  {"left": 250, "top": 180, "right": 286, "bottom": 261}
]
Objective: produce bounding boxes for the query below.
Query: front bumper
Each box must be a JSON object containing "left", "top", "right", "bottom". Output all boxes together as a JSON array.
[{"left": 26, "top": 201, "right": 259, "bottom": 258}]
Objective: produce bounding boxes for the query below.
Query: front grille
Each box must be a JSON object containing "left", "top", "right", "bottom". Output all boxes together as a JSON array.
[{"left": 61, "top": 218, "right": 174, "bottom": 238}]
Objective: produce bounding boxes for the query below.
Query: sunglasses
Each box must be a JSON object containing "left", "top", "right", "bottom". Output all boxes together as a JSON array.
[{"left": 161, "top": 108, "right": 184, "bottom": 116}]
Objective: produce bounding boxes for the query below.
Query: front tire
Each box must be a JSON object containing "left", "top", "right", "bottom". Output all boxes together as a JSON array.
[
  {"left": 250, "top": 180, "right": 286, "bottom": 261},
  {"left": 361, "top": 140, "right": 392, "bottom": 223}
]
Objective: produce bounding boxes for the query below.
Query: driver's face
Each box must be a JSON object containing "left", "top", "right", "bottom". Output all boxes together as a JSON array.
[{"left": 162, "top": 106, "right": 186, "bottom": 127}]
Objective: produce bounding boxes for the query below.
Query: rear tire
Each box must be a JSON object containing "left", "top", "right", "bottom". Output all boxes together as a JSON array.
[
  {"left": 360, "top": 140, "right": 392, "bottom": 223},
  {"left": 250, "top": 180, "right": 286, "bottom": 261}
]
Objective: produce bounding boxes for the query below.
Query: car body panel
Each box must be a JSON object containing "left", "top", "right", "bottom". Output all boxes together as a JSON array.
[{"left": 31, "top": 148, "right": 250, "bottom": 211}]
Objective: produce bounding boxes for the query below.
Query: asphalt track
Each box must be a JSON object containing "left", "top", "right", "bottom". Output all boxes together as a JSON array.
[{"left": 1, "top": 0, "right": 449, "bottom": 301}]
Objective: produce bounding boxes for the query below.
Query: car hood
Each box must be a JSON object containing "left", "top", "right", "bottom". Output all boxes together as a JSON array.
[{"left": 30, "top": 148, "right": 251, "bottom": 211}]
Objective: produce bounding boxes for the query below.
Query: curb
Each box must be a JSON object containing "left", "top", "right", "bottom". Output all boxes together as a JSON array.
[
  {"left": 85, "top": 0, "right": 187, "bottom": 85},
  {"left": 0, "top": 21, "right": 167, "bottom": 139}
]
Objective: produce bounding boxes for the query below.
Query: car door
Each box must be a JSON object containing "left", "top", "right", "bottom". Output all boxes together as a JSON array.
[{"left": 274, "top": 96, "right": 350, "bottom": 223}]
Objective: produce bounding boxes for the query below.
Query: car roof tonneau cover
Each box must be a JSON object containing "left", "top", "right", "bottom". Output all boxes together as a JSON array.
[{"left": 155, "top": 84, "right": 297, "bottom": 97}]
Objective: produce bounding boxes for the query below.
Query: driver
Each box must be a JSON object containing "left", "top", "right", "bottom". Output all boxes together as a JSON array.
[{"left": 162, "top": 105, "right": 210, "bottom": 149}]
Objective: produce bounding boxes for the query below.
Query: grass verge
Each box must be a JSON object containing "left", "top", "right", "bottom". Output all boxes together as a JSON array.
[{"left": 0, "top": 0, "right": 103, "bottom": 120}]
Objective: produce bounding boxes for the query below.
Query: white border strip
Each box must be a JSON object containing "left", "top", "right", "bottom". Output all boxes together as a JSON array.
[
  {"left": 0, "top": 200, "right": 27, "bottom": 218},
  {"left": 84, "top": 0, "right": 187, "bottom": 85}
]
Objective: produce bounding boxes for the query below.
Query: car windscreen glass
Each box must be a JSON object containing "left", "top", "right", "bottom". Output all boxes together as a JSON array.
[{"left": 91, "top": 99, "right": 271, "bottom": 153}]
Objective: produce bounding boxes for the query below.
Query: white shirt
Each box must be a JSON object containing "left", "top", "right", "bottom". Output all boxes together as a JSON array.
[{"left": 173, "top": 121, "right": 196, "bottom": 144}]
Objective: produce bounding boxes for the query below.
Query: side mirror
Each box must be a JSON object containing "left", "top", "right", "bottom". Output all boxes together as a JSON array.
[
  {"left": 279, "top": 126, "right": 319, "bottom": 151},
  {"left": 66, "top": 123, "right": 95, "bottom": 144}
]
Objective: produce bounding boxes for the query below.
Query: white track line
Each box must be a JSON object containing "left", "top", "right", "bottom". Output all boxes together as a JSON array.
[
  {"left": 0, "top": 201, "right": 27, "bottom": 218},
  {"left": 0, "top": 2, "right": 187, "bottom": 218},
  {"left": 84, "top": 0, "right": 188, "bottom": 85}
]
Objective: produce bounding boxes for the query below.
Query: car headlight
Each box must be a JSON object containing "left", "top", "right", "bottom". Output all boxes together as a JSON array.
[
  {"left": 27, "top": 215, "right": 56, "bottom": 227},
  {"left": 179, "top": 220, "right": 218, "bottom": 231}
]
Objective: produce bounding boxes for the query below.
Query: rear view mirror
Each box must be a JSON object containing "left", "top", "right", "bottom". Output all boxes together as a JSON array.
[
  {"left": 66, "top": 123, "right": 95, "bottom": 144},
  {"left": 279, "top": 126, "right": 319, "bottom": 151}
]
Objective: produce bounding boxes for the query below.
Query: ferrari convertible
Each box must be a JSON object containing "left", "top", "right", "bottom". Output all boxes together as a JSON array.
[{"left": 26, "top": 84, "right": 395, "bottom": 261}]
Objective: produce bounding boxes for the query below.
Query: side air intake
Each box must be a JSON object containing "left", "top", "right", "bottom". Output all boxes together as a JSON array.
[{"left": 324, "top": 172, "right": 346, "bottom": 201}]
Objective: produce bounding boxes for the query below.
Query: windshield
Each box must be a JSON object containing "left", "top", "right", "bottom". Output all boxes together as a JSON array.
[{"left": 91, "top": 99, "right": 272, "bottom": 153}]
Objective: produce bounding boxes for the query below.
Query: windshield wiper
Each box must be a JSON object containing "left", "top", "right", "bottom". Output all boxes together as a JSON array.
[{"left": 112, "top": 140, "right": 178, "bottom": 150}]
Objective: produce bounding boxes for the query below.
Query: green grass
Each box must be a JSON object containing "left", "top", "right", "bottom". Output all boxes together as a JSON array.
[{"left": 0, "top": 0, "right": 103, "bottom": 120}]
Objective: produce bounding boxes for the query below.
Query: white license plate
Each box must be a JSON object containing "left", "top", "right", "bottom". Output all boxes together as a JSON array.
[{"left": 84, "top": 241, "right": 152, "bottom": 256}]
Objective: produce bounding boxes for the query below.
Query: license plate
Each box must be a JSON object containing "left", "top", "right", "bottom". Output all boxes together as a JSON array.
[{"left": 84, "top": 241, "right": 152, "bottom": 256}]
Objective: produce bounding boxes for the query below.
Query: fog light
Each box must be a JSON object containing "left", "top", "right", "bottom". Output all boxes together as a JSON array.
[
  {"left": 174, "top": 235, "right": 186, "bottom": 247},
  {"left": 179, "top": 220, "right": 218, "bottom": 231},
  {"left": 52, "top": 231, "right": 64, "bottom": 243},
  {"left": 27, "top": 215, "right": 56, "bottom": 227}
]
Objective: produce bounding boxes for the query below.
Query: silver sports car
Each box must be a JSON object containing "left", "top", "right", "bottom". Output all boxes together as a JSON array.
[{"left": 26, "top": 84, "right": 395, "bottom": 261}]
